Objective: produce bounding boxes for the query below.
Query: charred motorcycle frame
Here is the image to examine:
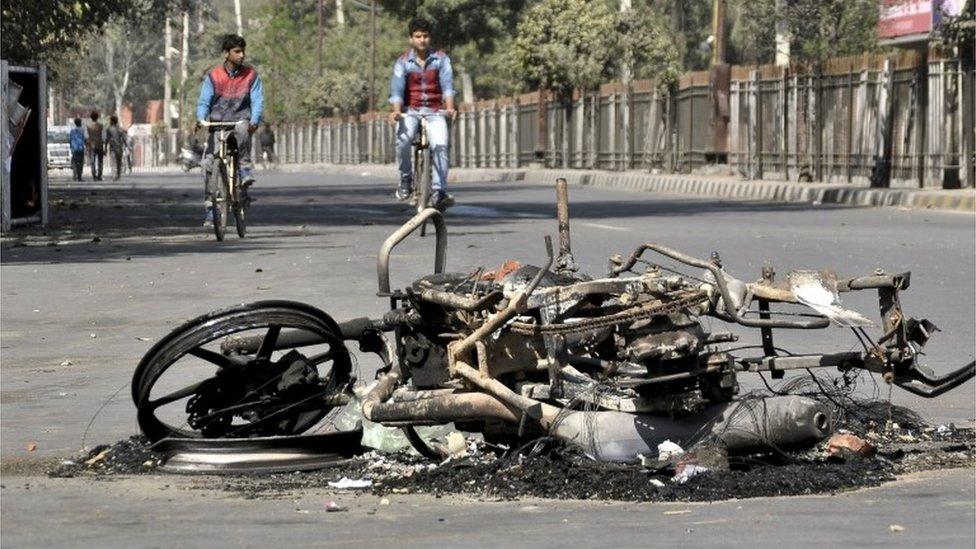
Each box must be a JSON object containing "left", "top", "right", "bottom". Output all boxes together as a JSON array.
[{"left": 132, "top": 179, "right": 974, "bottom": 465}]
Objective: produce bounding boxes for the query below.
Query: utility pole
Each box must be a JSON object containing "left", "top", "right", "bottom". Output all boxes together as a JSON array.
[
  {"left": 369, "top": 0, "right": 377, "bottom": 111},
  {"left": 179, "top": 10, "right": 189, "bottom": 136},
  {"left": 318, "top": 0, "right": 324, "bottom": 77},
  {"left": 163, "top": 17, "right": 173, "bottom": 162},
  {"left": 710, "top": 0, "right": 726, "bottom": 66},
  {"left": 234, "top": 0, "right": 243, "bottom": 35}
]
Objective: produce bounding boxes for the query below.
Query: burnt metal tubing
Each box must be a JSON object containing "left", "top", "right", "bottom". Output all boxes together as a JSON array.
[
  {"left": 610, "top": 242, "right": 829, "bottom": 329},
  {"left": 377, "top": 207, "right": 447, "bottom": 295}
]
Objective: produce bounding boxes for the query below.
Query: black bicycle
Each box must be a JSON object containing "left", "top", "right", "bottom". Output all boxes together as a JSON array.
[
  {"left": 395, "top": 111, "right": 451, "bottom": 236},
  {"left": 201, "top": 121, "right": 248, "bottom": 241}
]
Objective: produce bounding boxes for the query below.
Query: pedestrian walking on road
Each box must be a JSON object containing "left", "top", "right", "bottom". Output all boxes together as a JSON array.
[
  {"left": 105, "top": 115, "right": 125, "bottom": 181},
  {"left": 69, "top": 117, "right": 86, "bottom": 181},
  {"left": 86, "top": 110, "right": 105, "bottom": 181}
]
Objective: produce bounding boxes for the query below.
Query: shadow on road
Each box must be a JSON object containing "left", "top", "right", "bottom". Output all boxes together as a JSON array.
[{"left": 0, "top": 172, "right": 848, "bottom": 265}]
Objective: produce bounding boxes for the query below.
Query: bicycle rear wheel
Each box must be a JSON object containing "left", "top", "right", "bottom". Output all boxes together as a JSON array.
[{"left": 213, "top": 162, "right": 229, "bottom": 241}]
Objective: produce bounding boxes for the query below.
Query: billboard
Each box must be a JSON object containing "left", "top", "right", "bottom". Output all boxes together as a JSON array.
[{"left": 878, "top": 0, "right": 967, "bottom": 41}]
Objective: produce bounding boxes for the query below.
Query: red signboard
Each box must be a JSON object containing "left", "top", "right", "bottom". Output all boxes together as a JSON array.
[{"left": 878, "top": 0, "right": 933, "bottom": 38}]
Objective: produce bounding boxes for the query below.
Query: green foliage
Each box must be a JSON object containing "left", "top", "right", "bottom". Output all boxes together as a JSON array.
[
  {"left": 300, "top": 70, "right": 368, "bottom": 117},
  {"left": 514, "top": 0, "right": 618, "bottom": 96},
  {"left": 614, "top": 6, "right": 681, "bottom": 83},
  {"left": 729, "top": 0, "right": 880, "bottom": 66},
  {"left": 1, "top": 0, "right": 183, "bottom": 66},
  {"left": 514, "top": 0, "right": 679, "bottom": 97},
  {"left": 729, "top": 0, "right": 777, "bottom": 64},
  {"left": 378, "top": 0, "right": 525, "bottom": 52},
  {"left": 246, "top": 0, "right": 404, "bottom": 121}
]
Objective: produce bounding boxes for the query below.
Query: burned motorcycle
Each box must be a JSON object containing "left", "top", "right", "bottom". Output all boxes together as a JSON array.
[{"left": 132, "top": 179, "right": 974, "bottom": 468}]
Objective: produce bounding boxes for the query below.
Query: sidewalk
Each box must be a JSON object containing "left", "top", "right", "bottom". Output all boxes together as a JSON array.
[{"left": 277, "top": 163, "right": 976, "bottom": 213}]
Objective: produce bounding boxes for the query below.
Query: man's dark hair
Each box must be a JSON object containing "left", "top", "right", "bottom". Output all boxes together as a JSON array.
[
  {"left": 110, "top": 115, "right": 118, "bottom": 125},
  {"left": 73, "top": 117, "right": 82, "bottom": 126},
  {"left": 408, "top": 18, "right": 431, "bottom": 35},
  {"left": 90, "top": 110, "right": 99, "bottom": 121},
  {"left": 221, "top": 34, "right": 246, "bottom": 52}
]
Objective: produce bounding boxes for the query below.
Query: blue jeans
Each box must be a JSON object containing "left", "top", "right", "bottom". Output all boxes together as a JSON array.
[{"left": 396, "top": 109, "right": 449, "bottom": 193}]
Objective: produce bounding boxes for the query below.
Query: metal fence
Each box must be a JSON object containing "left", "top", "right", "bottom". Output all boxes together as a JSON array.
[
  {"left": 146, "top": 51, "right": 973, "bottom": 189},
  {"left": 729, "top": 51, "right": 974, "bottom": 188}
]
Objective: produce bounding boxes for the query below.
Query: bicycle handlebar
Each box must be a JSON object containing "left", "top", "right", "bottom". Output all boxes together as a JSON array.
[{"left": 198, "top": 120, "right": 243, "bottom": 128}]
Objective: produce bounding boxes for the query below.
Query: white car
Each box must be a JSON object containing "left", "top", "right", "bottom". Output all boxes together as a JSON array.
[{"left": 47, "top": 125, "right": 72, "bottom": 170}]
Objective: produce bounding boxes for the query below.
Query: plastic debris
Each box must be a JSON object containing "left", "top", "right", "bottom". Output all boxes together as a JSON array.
[
  {"left": 327, "top": 477, "right": 373, "bottom": 490},
  {"left": 324, "top": 500, "right": 347, "bottom": 512},
  {"left": 827, "top": 433, "right": 876, "bottom": 458},
  {"left": 889, "top": 524, "right": 905, "bottom": 533},
  {"left": 445, "top": 432, "right": 468, "bottom": 457},
  {"left": 649, "top": 479, "right": 666, "bottom": 488},
  {"left": 85, "top": 448, "right": 110, "bottom": 466},
  {"left": 935, "top": 424, "right": 952, "bottom": 436},
  {"left": 379, "top": 498, "right": 391, "bottom": 506},
  {"left": 657, "top": 440, "right": 685, "bottom": 461},
  {"left": 672, "top": 464, "right": 709, "bottom": 484}
]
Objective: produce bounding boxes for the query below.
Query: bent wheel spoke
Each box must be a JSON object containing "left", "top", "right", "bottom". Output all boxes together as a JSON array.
[
  {"left": 146, "top": 380, "right": 208, "bottom": 411},
  {"left": 256, "top": 325, "right": 281, "bottom": 360},
  {"left": 188, "top": 347, "right": 242, "bottom": 369}
]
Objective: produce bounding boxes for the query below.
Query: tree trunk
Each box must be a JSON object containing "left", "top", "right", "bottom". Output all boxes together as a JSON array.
[
  {"left": 461, "top": 72, "right": 474, "bottom": 104},
  {"left": 234, "top": 0, "right": 243, "bottom": 34},
  {"left": 335, "top": 0, "right": 346, "bottom": 27}
]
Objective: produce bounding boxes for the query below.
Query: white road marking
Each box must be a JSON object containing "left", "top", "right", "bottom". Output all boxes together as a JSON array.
[{"left": 581, "top": 222, "right": 631, "bottom": 232}]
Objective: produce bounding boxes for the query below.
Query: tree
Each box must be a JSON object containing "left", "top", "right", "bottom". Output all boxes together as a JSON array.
[
  {"left": 729, "top": 0, "right": 879, "bottom": 66},
  {"left": 1, "top": 0, "right": 182, "bottom": 67},
  {"left": 513, "top": 0, "right": 618, "bottom": 98},
  {"left": 614, "top": 6, "right": 681, "bottom": 83}
]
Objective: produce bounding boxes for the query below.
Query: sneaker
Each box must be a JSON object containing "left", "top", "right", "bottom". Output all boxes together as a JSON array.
[
  {"left": 430, "top": 191, "right": 455, "bottom": 210},
  {"left": 203, "top": 207, "right": 214, "bottom": 226},
  {"left": 395, "top": 182, "right": 412, "bottom": 201}
]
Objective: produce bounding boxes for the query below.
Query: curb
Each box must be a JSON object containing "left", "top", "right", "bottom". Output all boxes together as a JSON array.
[{"left": 277, "top": 163, "right": 976, "bottom": 213}]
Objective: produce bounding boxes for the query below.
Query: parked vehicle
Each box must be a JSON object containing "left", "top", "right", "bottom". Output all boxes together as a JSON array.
[{"left": 47, "top": 125, "right": 72, "bottom": 170}]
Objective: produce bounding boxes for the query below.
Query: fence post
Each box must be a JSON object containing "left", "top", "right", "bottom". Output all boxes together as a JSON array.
[
  {"left": 780, "top": 69, "right": 789, "bottom": 179},
  {"left": 477, "top": 103, "right": 486, "bottom": 168},
  {"left": 573, "top": 93, "right": 584, "bottom": 168},
  {"left": 547, "top": 95, "right": 557, "bottom": 168},
  {"left": 622, "top": 85, "right": 631, "bottom": 170},
  {"left": 511, "top": 97, "right": 520, "bottom": 168},
  {"left": 588, "top": 93, "right": 598, "bottom": 170},
  {"left": 813, "top": 67, "right": 825, "bottom": 182},
  {"left": 490, "top": 101, "right": 499, "bottom": 168},
  {"left": 870, "top": 59, "right": 893, "bottom": 188}
]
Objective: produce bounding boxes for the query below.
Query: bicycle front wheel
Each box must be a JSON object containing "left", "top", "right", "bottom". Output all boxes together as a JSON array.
[
  {"left": 213, "top": 162, "right": 229, "bottom": 241},
  {"left": 415, "top": 149, "right": 431, "bottom": 214}
]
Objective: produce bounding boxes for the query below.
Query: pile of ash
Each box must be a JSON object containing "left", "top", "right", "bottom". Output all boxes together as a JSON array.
[{"left": 49, "top": 423, "right": 973, "bottom": 503}]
